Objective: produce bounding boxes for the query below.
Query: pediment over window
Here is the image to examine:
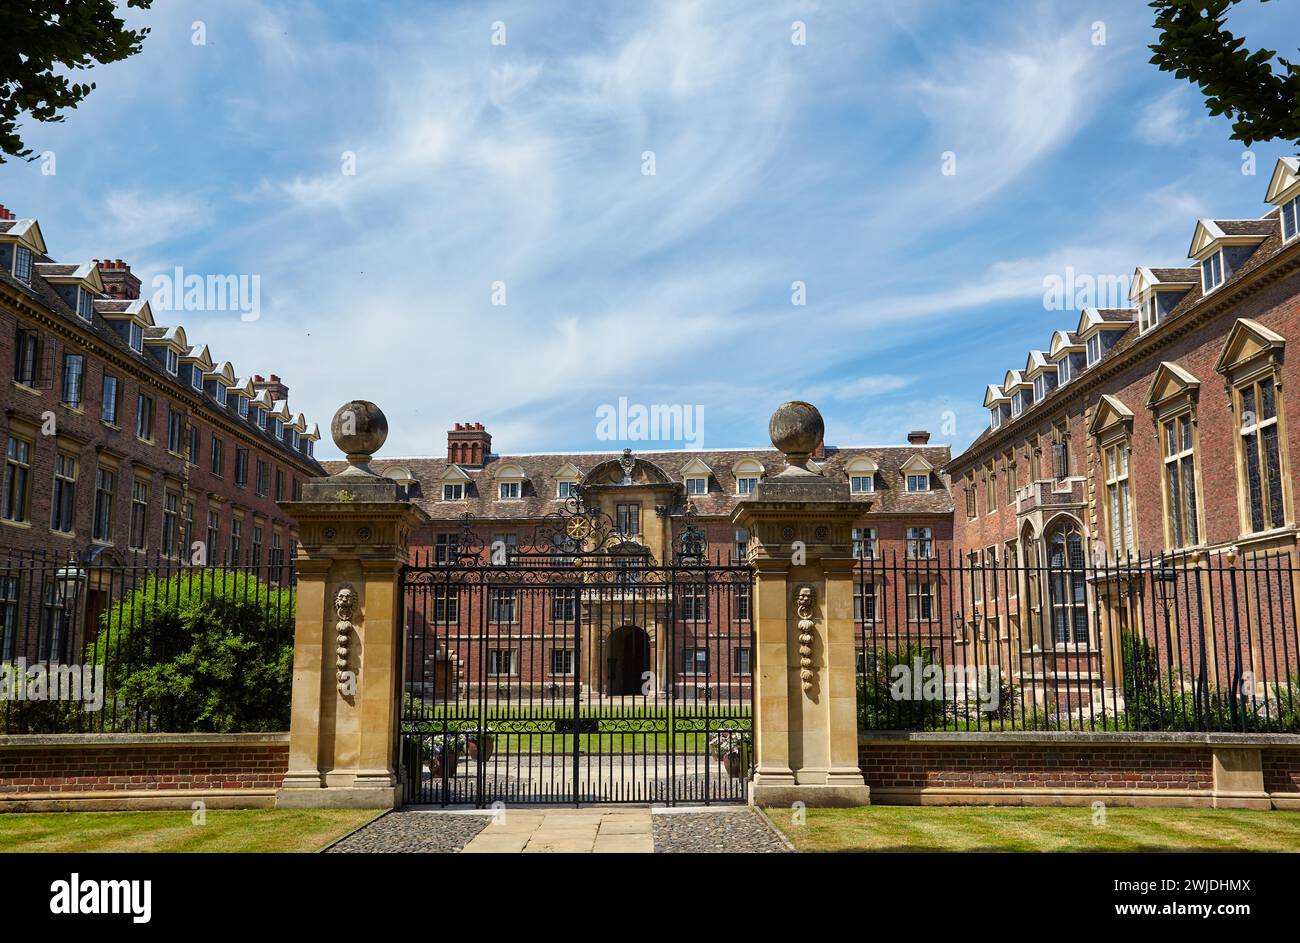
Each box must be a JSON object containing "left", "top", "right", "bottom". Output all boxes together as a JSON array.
[
  {"left": 732, "top": 457, "right": 765, "bottom": 476},
  {"left": 383, "top": 465, "right": 416, "bottom": 485},
  {"left": 582, "top": 454, "right": 674, "bottom": 487},
  {"left": 983, "top": 384, "right": 1009, "bottom": 408},
  {"left": 844, "top": 456, "right": 879, "bottom": 475},
  {"left": 554, "top": 462, "right": 582, "bottom": 481},
  {"left": 494, "top": 462, "right": 527, "bottom": 481},
  {"left": 1214, "top": 317, "right": 1285, "bottom": 378},
  {"left": 1264, "top": 156, "right": 1300, "bottom": 205},
  {"left": 1088, "top": 394, "right": 1134, "bottom": 438},
  {"left": 900, "top": 454, "right": 933, "bottom": 474},
  {"left": 1144, "top": 361, "right": 1201, "bottom": 410},
  {"left": 679, "top": 457, "right": 713, "bottom": 478},
  {"left": 438, "top": 464, "right": 472, "bottom": 483}
]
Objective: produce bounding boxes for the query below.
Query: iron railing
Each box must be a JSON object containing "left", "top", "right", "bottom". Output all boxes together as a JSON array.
[
  {"left": 855, "top": 547, "right": 1300, "bottom": 733},
  {"left": 0, "top": 548, "right": 296, "bottom": 734}
]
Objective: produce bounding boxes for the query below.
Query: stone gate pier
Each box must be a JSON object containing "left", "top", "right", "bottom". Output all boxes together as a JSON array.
[{"left": 733, "top": 402, "right": 872, "bottom": 807}]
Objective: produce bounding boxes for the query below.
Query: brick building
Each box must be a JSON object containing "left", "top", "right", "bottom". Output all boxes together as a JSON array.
[
  {"left": 0, "top": 203, "right": 325, "bottom": 587},
  {"left": 945, "top": 157, "right": 1300, "bottom": 705},
  {"left": 325, "top": 425, "right": 953, "bottom": 695}
]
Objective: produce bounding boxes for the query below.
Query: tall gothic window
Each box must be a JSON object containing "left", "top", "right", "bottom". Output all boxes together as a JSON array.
[{"left": 1047, "top": 524, "right": 1088, "bottom": 644}]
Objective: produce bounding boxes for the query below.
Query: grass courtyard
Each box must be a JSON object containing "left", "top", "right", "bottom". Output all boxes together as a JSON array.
[
  {"left": 0, "top": 809, "right": 379, "bottom": 854},
  {"left": 763, "top": 805, "right": 1300, "bottom": 852}
]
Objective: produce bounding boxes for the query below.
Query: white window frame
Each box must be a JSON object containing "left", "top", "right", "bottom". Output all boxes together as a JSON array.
[
  {"left": 849, "top": 474, "right": 874, "bottom": 494},
  {"left": 557, "top": 480, "right": 579, "bottom": 499},
  {"left": 1282, "top": 194, "right": 1299, "bottom": 242},
  {"left": 165, "top": 348, "right": 179, "bottom": 375},
  {"left": 129, "top": 322, "right": 144, "bottom": 353},
  {"left": 549, "top": 648, "right": 575, "bottom": 676},
  {"left": 906, "top": 473, "right": 930, "bottom": 492},
  {"left": 76, "top": 287, "right": 95, "bottom": 322},
  {"left": 736, "top": 476, "right": 758, "bottom": 495},
  {"left": 685, "top": 476, "right": 708, "bottom": 496},
  {"left": 498, "top": 480, "right": 521, "bottom": 500},
  {"left": 13, "top": 246, "right": 33, "bottom": 284},
  {"left": 1086, "top": 334, "right": 1102, "bottom": 367},
  {"left": 1201, "top": 250, "right": 1225, "bottom": 293},
  {"left": 442, "top": 483, "right": 463, "bottom": 501},
  {"left": 487, "top": 648, "right": 518, "bottom": 676}
]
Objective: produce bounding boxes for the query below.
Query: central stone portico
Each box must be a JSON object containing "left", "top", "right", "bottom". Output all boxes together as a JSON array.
[{"left": 733, "top": 401, "right": 872, "bottom": 807}]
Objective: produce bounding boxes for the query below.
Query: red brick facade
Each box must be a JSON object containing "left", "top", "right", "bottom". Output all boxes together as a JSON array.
[{"left": 0, "top": 210, "right": 324, "bottom": 568}]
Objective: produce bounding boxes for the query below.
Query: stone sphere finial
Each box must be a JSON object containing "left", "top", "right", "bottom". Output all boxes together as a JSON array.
[
  {"left": 331, "top": 400, "right": 388, "bottom": 476},
  {"left": 769, "top": 401, "right": 824, "bottom": 476}
]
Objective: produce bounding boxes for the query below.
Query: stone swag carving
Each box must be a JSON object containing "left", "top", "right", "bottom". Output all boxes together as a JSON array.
[
  {"left": 334, "top": 584, "right": 357, "bottom": 695},
  {"left": 795, "top": 584, "right": 817, "bottom": 695}
]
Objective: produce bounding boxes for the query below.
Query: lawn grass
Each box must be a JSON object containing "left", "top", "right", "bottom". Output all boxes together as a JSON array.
[
  {"left": 763, "top": 805, "right": 1300, "bottom": 853},
  {"left": 0, "top": 808, "right": 380, "bottom": 854}
]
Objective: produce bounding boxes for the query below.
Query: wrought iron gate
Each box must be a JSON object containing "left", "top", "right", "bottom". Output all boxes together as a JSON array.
[{"left": 398, "top": 502, "right": 754, "bottom": 806}]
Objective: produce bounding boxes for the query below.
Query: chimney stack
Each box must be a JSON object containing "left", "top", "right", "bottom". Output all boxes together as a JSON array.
[
  {"left": 0, "top": 204, "right": 14, "bottom": 221},
  {"left": 251, "top": 374, "right": 289, "bottom": 401},
  {"left": 448, "top": 422, "right": 492, "bottom": 467},
  {"left": 95, "top": 258, "right": 141, "bottom": 300},
  {"left": 907, "top": 430, "right": 931, "bottom": 446}
]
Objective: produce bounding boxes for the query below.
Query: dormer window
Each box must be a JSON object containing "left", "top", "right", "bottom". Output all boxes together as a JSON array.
[
  {"left": 76, "top": 288, "right": 96, "bottom": 322},
  {"left": 239, "top": 397, "right": 249, "bottom": 417},
  {"left": 190, "top": 366, "right": 203, "bottom": 391},
  {"left": 129, "top": 322, "right": 144, "bottom": 353},
  {"left": 215, "top": 384, "right": 227, "bottom": 407},
  {"left": 1086, "top": 334, "right": 1102, "bottom": 367},
  {"left": 1283, "top": 195, "right": 1299, "bottom": 242},
  {"left": 557, "top": 480, "right": 579, "bottom": 498},
  {"left": 990, "top": 408, "right": 1002, "bottom": 430},
  {"left": 906, "top": 474, "right": 930, "bottom": 492},
  {"left": 1201, "top": 250, "right": 1225, "bottom": 293},
  {"left": 499, "top": 481, "right": 520, "bottom": 500},
  {"left": 1138, "top": 295, "right": 1159, "bottom": 334},
  {"left": 165, "top": 348, "right": 179, "bottom": 375},
  {"left": 13, "top": 246, "right": 32, "bottom": 284},
  {"left": 685, "top": 476, "right": 708, "bottom": 495},
  {"left": 443, "top": 483, "right": 464, "bottom": 501},
  {"left": 736, "top": 476, "right": 758, "bottom": 494},
  {"left": 1033, "top": 375, "right": 1047, "bottom": 403},
  {"left": 850, "top": 475, "right": 873, "bottom": 494}
]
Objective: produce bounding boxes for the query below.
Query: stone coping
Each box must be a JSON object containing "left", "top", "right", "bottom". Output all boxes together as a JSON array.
[
  {"left": 859, "top": 730, "right": 1300, "bottom": 748},
  {"left": 0, "top": 731, "right": 289, "bottom": 749}
]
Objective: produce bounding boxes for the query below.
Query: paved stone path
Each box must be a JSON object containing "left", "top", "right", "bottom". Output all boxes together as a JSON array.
[
  {"left": 463, "top": 808, "right": 655, "bottom": 853},
  {"left": 325, "top": 807, "right": 792, "bottom": 853}
]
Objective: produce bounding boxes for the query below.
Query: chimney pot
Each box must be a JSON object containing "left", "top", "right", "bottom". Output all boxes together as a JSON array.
[
  {"left": 907, "top": 430, "right": 931, "bottom": 445},
  {"left": 0, "top": 204, "right": 13, "bottom": 221}
]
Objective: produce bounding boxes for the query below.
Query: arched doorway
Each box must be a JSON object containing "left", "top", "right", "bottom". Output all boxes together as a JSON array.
[{"left": 606, "top": 625, "right": 650, "bottom": 696}]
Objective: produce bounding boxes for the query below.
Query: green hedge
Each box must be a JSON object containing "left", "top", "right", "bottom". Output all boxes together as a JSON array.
[{"left": 87, "top": 569, "right": 295, "bottom": 732}]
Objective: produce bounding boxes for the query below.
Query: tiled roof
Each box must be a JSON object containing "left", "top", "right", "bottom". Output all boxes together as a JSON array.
[
  {"left": 1148, "top": 267, "right": 1197, "bottom": 282},
  {"left": 1216, "top": 218, "right": 1275, "bottom": 236},
  {"left": 322, "top": 444, "right": 955, "bottom": 521}
]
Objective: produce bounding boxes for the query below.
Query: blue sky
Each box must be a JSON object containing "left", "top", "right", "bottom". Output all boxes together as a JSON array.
[{"left": 4, "top": 0, "right": 1299, "bottom": 460}]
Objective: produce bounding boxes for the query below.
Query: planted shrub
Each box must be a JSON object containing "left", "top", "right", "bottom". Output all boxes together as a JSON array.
[{"left": 87, "top": 569, "right": 295, "bottom": 732}]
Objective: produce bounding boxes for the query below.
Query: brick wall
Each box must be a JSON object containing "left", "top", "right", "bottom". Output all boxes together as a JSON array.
[
  {"left": 0, "top": 734, "right": 288, "bottom": 809},
  {"left": 859, "top": 733, "right": 1300, "bottom": 808},
  {"left": 860, "top": 741, "right": 1212, "bottom": 792}
]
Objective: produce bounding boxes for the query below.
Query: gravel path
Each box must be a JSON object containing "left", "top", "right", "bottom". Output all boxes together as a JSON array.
[
  {"left": 653, "top": 810, "right": 791, "bottom": 853},
  {"left": 325, "top": 812, "right": 492, "bottom": 853}
]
